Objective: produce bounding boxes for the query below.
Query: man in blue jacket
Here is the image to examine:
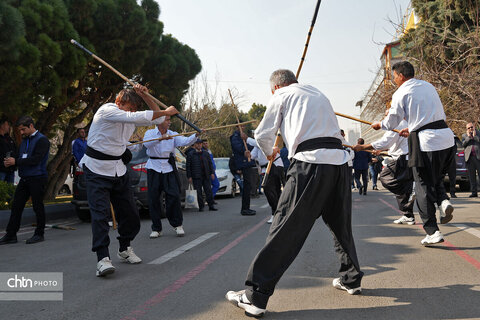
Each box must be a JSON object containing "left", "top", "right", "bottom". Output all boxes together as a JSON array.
[
  {"left": 230, "top": 127, "right": 256, "bottom": 215},
  {"left": 0, "top": 116, "right": 50, "bottom": 245},
  {"left": 353, "top": 138, "right": 372, "bottom": 195}
]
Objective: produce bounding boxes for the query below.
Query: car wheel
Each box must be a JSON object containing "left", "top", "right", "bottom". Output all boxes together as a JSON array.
[
  {"left": 229, "top": 179, "right": 236, "bottom": 198},
  {"left": 58, "top": 184, "right": 71, "bottom": 195},
  {"left": 75, "top": 206, "right": 91, "bottom": 222}
]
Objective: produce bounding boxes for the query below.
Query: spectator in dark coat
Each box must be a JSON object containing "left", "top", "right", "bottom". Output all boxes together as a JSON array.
[
  {"left": 353, "top": 138, "right": 372, "bottom": 195},
  {"left": 186, "top": 139, "right": 217, "bottom": 211},
  {"left": 0, "top": 116, "right": 17, "bottom": 184},
  {"left": 230, "top": 127, "right": 256, "bottom": 215}
]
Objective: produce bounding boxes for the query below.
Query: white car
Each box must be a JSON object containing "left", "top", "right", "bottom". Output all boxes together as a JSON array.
[{"left": 214, "top": 157, "right": 238, "bottom": 197}]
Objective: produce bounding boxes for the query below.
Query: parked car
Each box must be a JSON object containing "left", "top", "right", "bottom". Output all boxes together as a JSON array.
[
  {"left": 58, "top": 173, "right": 73, "bottom": 195},
  {"left": 71, "top": 146, "right": 189, "bottom": 222},
  {"left": 444, "top": 136, "right": 470, "bottom": 191},
  {"left": 214, "top": 157, "right": 238, "bottom": 197}
]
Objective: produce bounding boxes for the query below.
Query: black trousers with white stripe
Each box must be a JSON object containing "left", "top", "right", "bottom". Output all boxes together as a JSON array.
[{"left": 244, "top": 159, "right": 364, "bottom": 309}]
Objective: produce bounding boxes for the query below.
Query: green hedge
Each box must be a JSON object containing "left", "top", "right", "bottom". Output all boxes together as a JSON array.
[{"left": 0, "top": 181, "right": 16, "bottom": 210}]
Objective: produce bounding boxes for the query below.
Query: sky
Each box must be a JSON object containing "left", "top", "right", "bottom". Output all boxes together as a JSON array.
[{"left": 156, "top": 0, "right": 411, "bottom": 140}]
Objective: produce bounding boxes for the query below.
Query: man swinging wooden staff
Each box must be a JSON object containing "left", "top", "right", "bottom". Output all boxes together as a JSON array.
[{"left": 226, "top": 1, "right": 364, "bottom": 318}]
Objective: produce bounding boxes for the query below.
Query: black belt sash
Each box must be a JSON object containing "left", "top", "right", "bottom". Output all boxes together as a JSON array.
[
  {"left": 294, "top": 137, "right": 343, "bottom": 155},
  {"left": 407, "top": 120, "right": 448, "bottom": 168},
  {"left": 150, "top": 153, "right": 181, "bottom": 192},
  {"left": 86, "top": 146, "right": 132, "bottom": 164}
]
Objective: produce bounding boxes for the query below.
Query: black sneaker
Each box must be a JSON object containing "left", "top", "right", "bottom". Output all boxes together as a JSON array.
[
  {"left": 469, "top": 193, "right": 478, "bottom": 198},
  {"left": 26, "top": 234, "right": 44, "bottom": 244},
  {"left": 209, "top": 206, "right": 218, "bottom": 211},
  {"left": 358, "top": 186, "right": 363, "bottom": 195},
  {"left": 225, "top": 290, "right": 266, "bottom": 318},
  {"left": 0, "top": 234, "right": 17, "bottom": 245},
  {"left": 241, "top": 209, "right": 256, "bottom": 216}
]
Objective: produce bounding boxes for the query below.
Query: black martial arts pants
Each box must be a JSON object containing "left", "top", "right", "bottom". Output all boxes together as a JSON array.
[
  {"left": 244, "top": 159, "right": 363, "bottom": 309},
  {"left": 241, "top": 167, "right": 252, "bottom": 211},
  {"left": 6, "top": 176, "right": 47, "bottom": 237},
  {"left": 147, "top": 169, "right": 182, "bottom": 231},
  {"left": 412, "top": 146, "right": 455, "bottom": 235},
  {"left": 192, "top": 177, "right": 214, "bottom": 209},
  {"left": 379, "top": 155, "right": 415, "bottom": 218},
  {"left": 263, "top": 164, "right": 285, "bottom": 214},
  {"left": 84, "top": 166, "right": 140, "bottom": 261}
]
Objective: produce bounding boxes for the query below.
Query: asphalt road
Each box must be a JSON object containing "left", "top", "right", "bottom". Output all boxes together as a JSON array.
[{"left": 1, "top": 188, "right": 480, "bottom": 320}]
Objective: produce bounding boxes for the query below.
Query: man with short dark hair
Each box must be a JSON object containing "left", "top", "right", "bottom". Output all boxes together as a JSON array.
[
  {"left": 73, "top": 128, "right": 87, "bottom": 164},
  {"left": 80, "top": 84, "right": 178, "bottom": 277},
  {"left": 372, "top": 60, "right": 456, "bottom": 245},
  {"left": 462, "top": 122, "right": 480, "bottom": 197},
  {"left": 230, "top": 126, "right": 256, "bottom": 216},
  {"left": 0, "top": 116, "right": 16, "bottom": 184},
  {"left": 0, "top": 116, "right": 50, "bottom": 245},
  {"left": 353, "top": 138, "right": 372, "bottom": 195}
]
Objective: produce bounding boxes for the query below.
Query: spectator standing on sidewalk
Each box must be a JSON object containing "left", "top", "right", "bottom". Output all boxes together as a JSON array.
[
  {"left": 186, "top": 139, "right": 217, "bottom": 212},
  {"left": 202, "top": 140, "right": 220, "bottom": 199},
  {"left": 0, "top": 116, "right": 16, "bottom": 184},
  {"left": 230, "top": 126, "right": 256, "bottom": 216},
  {"left": 462, "top": 122, "right": 480, "bottom": 197},
  {"left": 0, "top": 116, "right": 50, "bottom": 245},
  {"left": 72, "top": 128, "right": 88, "bottom": 164},
  {"left": 353, "top": 138, "right": 372, "bottom": 195}
]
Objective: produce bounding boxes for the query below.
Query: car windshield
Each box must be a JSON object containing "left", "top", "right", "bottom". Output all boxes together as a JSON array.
[{"left": 214, "top": 158, "right": 229, "bottom": 170}]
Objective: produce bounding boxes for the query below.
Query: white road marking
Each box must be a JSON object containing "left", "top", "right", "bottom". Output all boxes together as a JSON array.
[
  {"left": 452, "top": 224, "right": 480, "bottom": 239},
  {"left": 148, "top": 232, "right": 219, "bottom": 265},
  {"left": 260, "top": 203, "right": 269, "bottom": 209}
]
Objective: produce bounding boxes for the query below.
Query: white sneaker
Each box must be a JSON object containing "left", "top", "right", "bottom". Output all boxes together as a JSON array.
[
  {"left": 149, "top": 231, "right": 162, "bottom": 238},
  {"left": 117, "top": 246, "right": 142, "bottom": 264},
  {"left": 108, "top": 221, "right": 113, "bottom": 227},
  {"left": 439, "top": 199, "right": 454, "bottom": 224},
  {"left": 266, "top": 216, "right": 274, "bottom": 224},
  {"left": 225, "top": 290, "right": 266, "bottom": 318},
  {"left": 421, "top": 231, "right": 444, "bottom": 246},
  {"left": 175, "top": 226, "right": 185, "bottom": 237},
  {"left": 332, "top": 278, "right": 362, "bottom": 295},
  {"left": 393, "top": 215, "right": 415, "bottom": 225},
  {"left": 96, "top": 257, "right": 115, "bottom": 277}
]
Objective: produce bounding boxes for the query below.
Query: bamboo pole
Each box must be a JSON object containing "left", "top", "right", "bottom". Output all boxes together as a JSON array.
[
  {"left": 228, "top": 89, "right": 251, "bottom": 162},
  {"left": 127, "top": 120, "right": 258, "bottom": 146},
  {"left": 335, "top": 112, "right": 400, "bottom": 133}
]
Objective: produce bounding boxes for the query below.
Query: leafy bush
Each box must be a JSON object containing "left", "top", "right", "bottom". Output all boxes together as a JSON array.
[{"left": 0, "top": 181, "right": 16, "bottom": 210}]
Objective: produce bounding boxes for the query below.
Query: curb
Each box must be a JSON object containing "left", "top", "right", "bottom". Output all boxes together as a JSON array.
[{"left": 0, "top": 203, "right": 77, "bottom": 230}]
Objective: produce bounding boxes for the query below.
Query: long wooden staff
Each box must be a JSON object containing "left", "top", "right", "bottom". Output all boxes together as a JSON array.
[
  {"left": 70, "top": 39, "right": 201, "bottom": 133},
  {"left": 263, "top": 0, "right": 322, "bottom": 187},
  {"left": 110, "top": 203, "right": 117, "bottom": 230},
  {"left": 228, "top": 89, "right": 251, "bottom": 162},
  {"left": 127, "top": 120, "right": 258, "bottom": 146},
  {"left": 335, "top": 112, "right": 400, "bottom": 133}
]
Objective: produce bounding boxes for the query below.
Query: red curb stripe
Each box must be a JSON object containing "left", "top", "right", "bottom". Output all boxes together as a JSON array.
[{"left": 120, "top": 217, "right": 269, "bottom": 320}]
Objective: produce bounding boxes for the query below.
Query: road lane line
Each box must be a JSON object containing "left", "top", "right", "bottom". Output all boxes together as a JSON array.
[
  {"left": 451, "top": 224, "right": 480, "bottom": 239},
  {"left": 148, "top": 232, "right": 219, "bottom": 265},
  {"left": 121, "top": 216, "right": 270, "bottom": 320},
  {"left": 260, "top": 203, "right": 269, "bottom": 209},
  {"left": 379, "top": 198, "right": 480, "bottom": 271}
]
